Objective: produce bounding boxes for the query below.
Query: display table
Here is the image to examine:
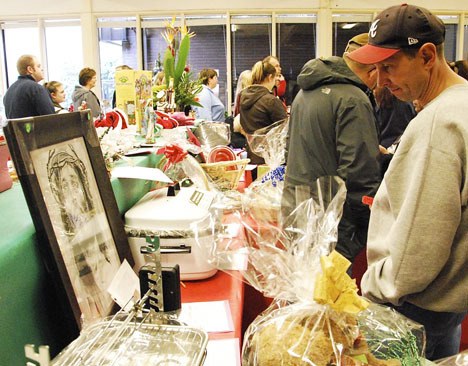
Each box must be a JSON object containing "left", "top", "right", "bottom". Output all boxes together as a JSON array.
[
  {"left": 181, "top": 270, "right": 244, "bottom": 341},
  {"left": 0, "top": 153, "right": 159, "bottom": 366},
  {"left": 1, "top": 150, "right": 467, "bottom": 365}
]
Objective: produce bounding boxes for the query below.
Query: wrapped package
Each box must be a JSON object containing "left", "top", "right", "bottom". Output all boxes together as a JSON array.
[
  {"left": 192, "top": 176, "right": 426, "bottom": 365},
  {"left": 155, "top": 143, "right": 209, "bottom": 191},
  {"left": 243, "top": 118, "right": 289, "bottom": 224},
  {"left": 434, "top": 349, "right": 468, "bottom": 365}
]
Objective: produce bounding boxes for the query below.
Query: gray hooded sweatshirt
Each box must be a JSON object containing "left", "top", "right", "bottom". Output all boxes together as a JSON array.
[
  {"left": 71, "top": 85, "right": 101, "bottom": 118},
  {"left": 282, "top": 56, "right": 381, "bottom": 262}
]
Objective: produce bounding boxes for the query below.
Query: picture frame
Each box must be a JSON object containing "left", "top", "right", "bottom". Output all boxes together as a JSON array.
[{"left": 4, "top": 111, "right": 134, "bottom": 332}]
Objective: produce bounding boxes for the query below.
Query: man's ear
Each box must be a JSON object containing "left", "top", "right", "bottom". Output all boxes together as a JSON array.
[
  {"left": 26, "top": 65, "right": 34, "bottom": 75},
  {"left": 419, "top": 43, "right": 437, "bottom": 68}
]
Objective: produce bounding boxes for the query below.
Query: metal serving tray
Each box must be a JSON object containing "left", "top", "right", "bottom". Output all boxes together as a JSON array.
[{"left": 51, "top": 317, "right": 208, "bottom": 366}]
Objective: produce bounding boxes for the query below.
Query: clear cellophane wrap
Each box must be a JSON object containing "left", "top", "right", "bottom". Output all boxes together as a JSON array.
[
  {"left": 243, "top": 118, "right": 289, "bottom": 224},
  {"left": 154, "top": 140, "right": 211, "bottom": 191},
  {"left": 192, "top": 177, "right": 426, "bottom": 366},
  {"left": 434, "top": 349, "right": 468, "bottom": 365}
]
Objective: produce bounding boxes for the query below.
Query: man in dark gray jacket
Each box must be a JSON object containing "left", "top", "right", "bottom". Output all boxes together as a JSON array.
[
  {"left": 282, "top": 34, "right": 381, "bottom": 265},
  {"left": 3, "top": 54, "right": 55, "bottom": 119}
]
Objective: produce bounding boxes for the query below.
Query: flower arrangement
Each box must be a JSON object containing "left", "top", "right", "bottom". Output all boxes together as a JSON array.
[{"left": 155, "top": 18, "right": 203, "bottom": 112}]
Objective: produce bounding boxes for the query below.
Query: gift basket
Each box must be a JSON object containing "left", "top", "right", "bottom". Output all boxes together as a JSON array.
[
  {"left": 243, "top": 118, "right": 289, "bottom": 224},
  {"left": 434, "top": 349, "right": 468, "bottom": 365},
  {"left": 192, "top": 176, "right": 426, "bottom": 365},
  {"left": 200, "top": 158, "right": 250, "bottom": 191}
]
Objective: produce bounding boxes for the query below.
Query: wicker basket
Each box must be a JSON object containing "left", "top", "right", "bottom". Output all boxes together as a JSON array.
[{"left": 200, "top": 159, "right": 250, "bottom": 191}]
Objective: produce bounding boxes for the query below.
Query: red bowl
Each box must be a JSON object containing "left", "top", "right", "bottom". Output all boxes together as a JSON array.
[{"left": 208, "top": 146, "right": 236, "bottom": 163}]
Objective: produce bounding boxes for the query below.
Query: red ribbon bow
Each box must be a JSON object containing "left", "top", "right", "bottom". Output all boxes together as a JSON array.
[{"left": 162, "top": 144, "right": 187, "bottom": 164}]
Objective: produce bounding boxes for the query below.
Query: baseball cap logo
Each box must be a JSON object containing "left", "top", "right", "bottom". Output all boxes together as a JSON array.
[
  {"left": 408, "top": 37, "right": 419, "bottom": 45},
  {"left": 369, "top": 19, "right": 380, "bottom": 38}
]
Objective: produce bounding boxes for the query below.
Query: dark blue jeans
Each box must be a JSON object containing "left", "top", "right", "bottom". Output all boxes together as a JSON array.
[{"left": 391, "top": 302, "right": 467, "bottom": 361}]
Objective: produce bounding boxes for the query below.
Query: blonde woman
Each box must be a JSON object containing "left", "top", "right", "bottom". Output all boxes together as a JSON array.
[
  {"left": 239, "top": 60, "right": 287, "bottom": 164},
  {"left": 233, "top": 69, "right": 252, "bottom": 116},
  {"left": 44, "top": 81, "right": 68, "bottom": 114}
]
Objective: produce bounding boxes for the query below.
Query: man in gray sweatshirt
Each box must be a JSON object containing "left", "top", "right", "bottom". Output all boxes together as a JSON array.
[{"left": 349, "top": 3, "right": 468, "bottom": 360}]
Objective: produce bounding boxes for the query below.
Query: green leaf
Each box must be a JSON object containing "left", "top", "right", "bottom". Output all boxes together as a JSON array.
[
  {"left": 163, "top": 47, "right": 175, "bottom": 88},
  {"left": 175, "top": 35, "right": 190, "bottom": 84}
]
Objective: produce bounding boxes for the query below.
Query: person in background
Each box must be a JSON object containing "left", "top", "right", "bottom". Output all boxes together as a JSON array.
[
  {"left": 264, "top": 55, "right": 287, "bottom": 106},
  {"left": 374, "top": 86, "right": 416, "bottom": 149},
  {"left": 44, "top": 81, "right": 68, "bottom": 114},
  {"left": 194, "top": 68, "right": 225, "bottom": 122},
  {"left": 233, "top": 69, "right": 252, "bottom": 117},
  {"left": 112, "top": 64, "right": 132, "bottom": 109},
  {"left": 239, "top": 60, "right": 288, "bottom": 164},
  {"left": 374, "top": 85, "right": 416, "bottom": 175},
  {"left": 449, "top": 59, "right": 468, "bottom": 80},
  {"left": 3, "top": 54, "right": 55, "bottom": 119},
  {"left": 348, "top": 4, "right": 468, "bottom": 360},
  {"left": 282, "top": 33, "right": 381, "bottom": 267},
  {"left": 229, "top": 70, "right": 252, "bottom": 149},
  {"left": 72, "top": 67, "right": 101, "bottom": 119}
]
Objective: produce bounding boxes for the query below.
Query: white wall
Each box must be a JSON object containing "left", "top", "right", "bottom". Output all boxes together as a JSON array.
[{"left": 1, "top": 0, "right": 467, "bottom": 18}]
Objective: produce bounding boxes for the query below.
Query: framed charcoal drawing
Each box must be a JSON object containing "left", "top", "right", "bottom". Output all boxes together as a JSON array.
[{"left": 4, "top": 111, "right": 134, "bottom": 332}]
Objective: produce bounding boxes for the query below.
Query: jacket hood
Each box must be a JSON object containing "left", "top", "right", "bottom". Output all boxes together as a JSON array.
[
  {"left": 72, "top": 85, "right": 89, "bottom": 99},
  {"left": 297, "top": 56, "right": 367, "bottom": 92},
  {"left": 241, "top": 85, "right": 273, "bottom": 110}
]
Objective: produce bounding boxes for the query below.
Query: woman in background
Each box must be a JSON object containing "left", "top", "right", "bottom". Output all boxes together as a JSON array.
[
  {"left": 72, "top": 67, "right": 101, "bottom": 119},
  {"left": 264, "top": 55, "right": 287, "bottom": 105},
  {"left": 194, "top": 68, "right": 225, "bottom": 122},
  {"left": 239, "top": 60, "right": 287, "bottom": 164},
  {"left": 44, "top": 81, "right": 68, "bottom": 114},
  {"left": 233, "top": 69, "right": 252, "bottom": 116}
]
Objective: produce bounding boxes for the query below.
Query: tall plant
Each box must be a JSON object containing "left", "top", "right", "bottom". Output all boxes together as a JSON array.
[{"left": 161, "top": 19, "right": 202, "bottom": 109}]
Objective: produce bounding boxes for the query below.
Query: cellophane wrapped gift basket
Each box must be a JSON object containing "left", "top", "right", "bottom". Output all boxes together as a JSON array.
[
  {"left": 434, "top": 349, "right": 468, "bottom": 365},
  {"left": 192, "top": 176, "right": 426, "bottom": 366},
  {"left": 243, "top": 118, "right": 289, "bottom": 223}
]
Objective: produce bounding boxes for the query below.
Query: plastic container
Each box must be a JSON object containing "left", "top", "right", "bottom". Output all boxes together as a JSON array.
[
  {"left": 0, "top": 141, "right": 12, "bottom": 193},
  {"left": 125, "top": 187, "right": 217, "bottom": 280}
]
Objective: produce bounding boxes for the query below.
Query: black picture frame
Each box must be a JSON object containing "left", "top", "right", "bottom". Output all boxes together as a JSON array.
[{"left": 4, "top": 111, "right": 134, "bottom": 332}]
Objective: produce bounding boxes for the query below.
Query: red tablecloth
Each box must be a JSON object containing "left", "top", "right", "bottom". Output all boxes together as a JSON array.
[{"left": 181, "top": 270, "right": 244, "bottom": 340}]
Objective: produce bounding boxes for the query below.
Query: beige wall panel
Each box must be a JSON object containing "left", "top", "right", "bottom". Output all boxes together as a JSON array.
[
  {"left": 0, "top": 0, "right": 88, "bottom": 17},
  {"left": 91, "top": 0, "right": 320, "bottom": 13},
  {"left": 0, "top": 0, "right": 321, "bottom": 17},
  {"left": 330, "top": 0, "right": 468, "bottom": 11}
]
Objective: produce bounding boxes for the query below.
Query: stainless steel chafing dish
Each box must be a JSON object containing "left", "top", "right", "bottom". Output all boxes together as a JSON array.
[{"left": 51, "top": 314, "right": 208, "bottom": 366}]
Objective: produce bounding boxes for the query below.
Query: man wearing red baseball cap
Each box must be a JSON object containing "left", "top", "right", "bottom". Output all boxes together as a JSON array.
[{"left": 349, "top": 4, "right": 468, "bottom": 360}]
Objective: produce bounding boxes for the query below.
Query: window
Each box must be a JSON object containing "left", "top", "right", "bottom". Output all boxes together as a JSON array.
[
  {"left": 2, "top": 21, "right": 40, "bottom": 87},
  {"left": 143, "top": 16, "right": 228, "bottom": 109},
  {"left": 187, "top": 24, "right": 227, "bottom": 108},
  {"left": 276, "top": 14, "right": 317, "bottom": 104},
  {"left": 438, "top": 15, "right": 458, "bottom": 62},
  {"left": 142, "top": 16, "right": 181, "bottom": 74},
  {"left": 45, "top": 19, "right": 83, "bottom": 109},
  {"left": 231, "top": 15, "right": 272, "bottom": 100},
  {"left": 465, "top": 17, "right": 468, "bottom": 60},
  {"left": 332, "top": 14, "right": 373, "bottom": 56},
  {"left": 98, "top": 17, "right": 137, "bottom": 108}
]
